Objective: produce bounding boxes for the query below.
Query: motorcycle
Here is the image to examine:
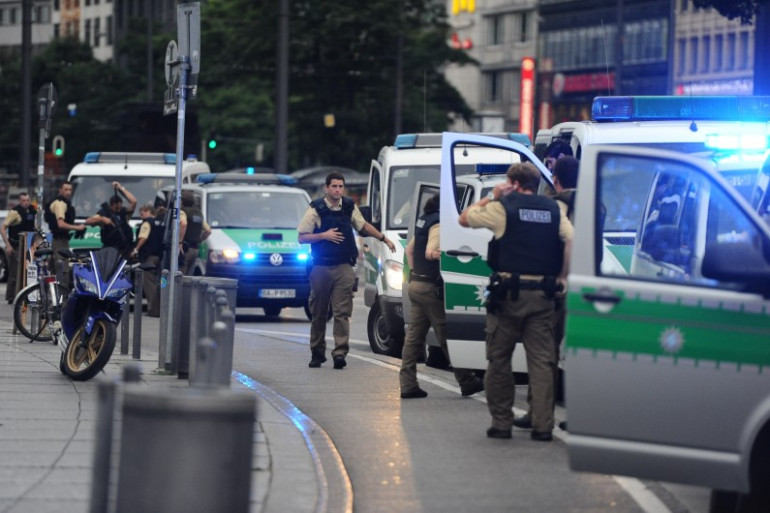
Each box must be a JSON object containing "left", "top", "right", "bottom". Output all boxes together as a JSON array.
[{"left": 53, "top": 246, "right": 146, "bottom": 381}]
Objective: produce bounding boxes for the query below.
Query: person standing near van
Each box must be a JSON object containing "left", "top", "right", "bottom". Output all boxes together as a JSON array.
[
  {"left": 87, "top": 181, "right": 137, "bottom": 257},
  {"left": 542, "top": 139, "right": 573, "bottom": 171},
  {"left": 399, "top": 193, "right": 484, "bottom": 398},
  {"left": 298, "top": 171, "right": 395, "bottom": 369},
  {"left": 46, "top": 181, "right": 89, "bottom": 289},
  {"left": 2, "top": 193, "right": 36, "bottom": 303},
  {"left": 460, "top": 162, "right": 572, "bottom": 441},
  {"left": 132, "top": 205, "right": 164, "bottom": 317},
  {"left": 179, "top": 191, "right": 211, "bottom": 276}
]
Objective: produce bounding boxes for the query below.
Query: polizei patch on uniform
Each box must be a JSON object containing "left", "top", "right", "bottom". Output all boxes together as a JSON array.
[{"left": 519, "top": 209, "right": 552, "bottom": 223}]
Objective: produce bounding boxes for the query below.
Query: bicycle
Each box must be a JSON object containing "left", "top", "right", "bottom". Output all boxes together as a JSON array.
[{"left": 12, "top": 233, "right": 70, "bottom": 343}]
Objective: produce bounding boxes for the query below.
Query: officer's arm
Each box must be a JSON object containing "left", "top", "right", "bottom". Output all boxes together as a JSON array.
[
  {"left": 459, "top": 197, "right": 491, "bottom": 227},
  {"left": 559, "top": 239, "right": 572, "bottom": 282},
  {"left": 405, "top": 238, "right": 415, "bottom": 269},
  {"left": 200, "top": 221, "right": 212, "bottom": 242},
  {"left": 298, "top": 231, "right": 330, "bottom": 244},
  {"left": 0, "top": 222, "right": 11, "bottom": 251},
  {"left": 114, "top": 183, "right": 138, "bottom": 213}
]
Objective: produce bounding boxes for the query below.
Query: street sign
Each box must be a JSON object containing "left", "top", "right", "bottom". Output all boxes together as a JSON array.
[
  {"left": 165, "top": 40, "right": 179, "bottom": 86},
  {"left": 37, "top": 83, "right": 57, "bottom": 136},
  {"left": 163, "top": 85, "right": 178, "bottom": 116},
  {"left": 177, "top": 2, "right": 201, "bottom": 76}
]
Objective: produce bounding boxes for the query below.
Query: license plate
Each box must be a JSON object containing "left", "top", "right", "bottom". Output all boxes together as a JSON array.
[{"left": 259, "top": 289, "right": 295, "bottom": 298}]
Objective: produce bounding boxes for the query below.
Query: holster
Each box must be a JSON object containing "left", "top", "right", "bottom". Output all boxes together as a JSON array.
[{"left": 542, "top": 276, "right": 557, "bottom": 299}]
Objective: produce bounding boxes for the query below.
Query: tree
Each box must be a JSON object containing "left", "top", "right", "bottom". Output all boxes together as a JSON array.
[{"left": 692, "top": 0, "right": 766, "bottom": 23}]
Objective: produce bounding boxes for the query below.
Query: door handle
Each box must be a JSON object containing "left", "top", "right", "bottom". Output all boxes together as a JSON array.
[
  {"left": 446, "top": 250, "right": 479, "bottom": 258},
  {"left": 583, "top": 292, "right": 622, "bottom": 304}
]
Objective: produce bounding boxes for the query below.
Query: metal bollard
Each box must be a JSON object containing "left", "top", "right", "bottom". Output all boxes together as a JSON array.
[
  {"left": 158, "top": 269, "right": 170, "bottom": 370},
  {"left": 214, "top": 294, "right": 229, "bottom": 323},
  {"left": 132, "top": 268, "right": 144, "bottom": 360},
  {"left": 190, "top": 337, "right": 218, "bottom": 388},
  {"left": 209, "top": 308, "right": 235, "bottom": 387},
  {"left": 187, "top": 279, "right": 209, "bottom": 382},
  {"left": 204, "top": 286, "right": 217, "bottom": 338},
  {"left": 177, "top": 276, "right": 195, "bottom": 379},
  {"left": 115, "top": 387, "right": 256, "bottom": 513},
  {"left": 120, "top": 299, "right": 129, "bottom": 355},
  {"left": 89, "top": 379, "right": 117, "bottom": 513}
]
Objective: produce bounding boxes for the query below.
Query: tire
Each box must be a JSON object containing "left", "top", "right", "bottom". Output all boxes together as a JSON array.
[
  {"left": 366, "top": 301, "right": 404, "bottom": 357},
  {"left": 63, "top": 318, "right": 117, "bottom": 381},
  {"left": 13, "top": 283, "right": 68, "bottom": 342},
  {"left": 263, "top": 305, "right": 282, "bottom": 317},
  {"left": 59, "top": 352, "right": 67, "bottom": 375},
  {"left": 303, "top": 301, "right": 333, "bottom": 322}
]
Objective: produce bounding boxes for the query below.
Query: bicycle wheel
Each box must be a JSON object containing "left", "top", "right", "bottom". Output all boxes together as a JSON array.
[
  {"left": 63, "top": 318, "right": 116, "bottom": 381},
  {"left": 13, "top": 283, "right": 67, "bottom": 342}
]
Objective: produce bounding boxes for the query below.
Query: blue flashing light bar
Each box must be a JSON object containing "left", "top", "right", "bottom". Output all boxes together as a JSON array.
[
  {"left": 246, "top": 166, "right": 255, "bottom": 174},
  {"left": 592, "top": 96, "right": 770, "bottom": 122},
  {"left": 476, "top": 163, "right": 510, "bottom": 175},
  {"left": 394, "top": 134, "right": 419, "bottom": 148},
  {"left": 196, "top": 173, "right": 297, "bottom": 186},
  {"left": 507, "top": 133, "right": 532, "bottom": 146},
  {"left": 297, "top": 253, "right": 309, "bottom": 261},
  {"left": 243, "top": 252, "right": 256, "bottom": 261},
  {"left": 83, "top": 152, "right": 177, "bottom": 164},
  {"left": 705, "top": 133, "right": 768, "bottom": 151}
]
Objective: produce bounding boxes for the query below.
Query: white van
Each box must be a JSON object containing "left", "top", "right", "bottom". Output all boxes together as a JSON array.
[
  {"left": 360, "top": 133, "right": 530, "bottom": 359},
  {"left": 66, "top": 152, "right": 209, "bottom": 252}
]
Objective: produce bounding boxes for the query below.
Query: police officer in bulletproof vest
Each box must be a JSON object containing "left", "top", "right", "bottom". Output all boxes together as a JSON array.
[
  {"left": 179, "top": 191, "right": 211, "bottom": 276},
  {"left": 460, "top": 162, "right": 573, "bottom": 441},
  {"left": 132, "top": 205, "right": 165, "bottom": 317},
  {"left": 298, "top": 171, "right": 395, "bottom": 369},
  {"left": 399, "top": 193, "right": 485, "bottom": 399},
  {"left": 46, "top": 181, "right": 89, "bottom": 289},
  {"left": 2, "top": 193, "right": 36, "bottom": 302},
  {"left": 86, "top": 181, "right": 137, "bottom": 258}
]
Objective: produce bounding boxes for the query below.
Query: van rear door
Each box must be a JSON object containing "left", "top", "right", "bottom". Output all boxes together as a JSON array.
[{"left": 567, "top": 144, "right": 770, "bottom": 493}]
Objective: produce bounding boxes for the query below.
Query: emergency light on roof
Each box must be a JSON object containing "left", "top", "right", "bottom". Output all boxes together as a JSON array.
[
  {"left": 83, "top": 152, "right": 176, "bottom": 165},
  {"left": 476, "top": 163, "right": 510, "bottom": 175},
  {"left": 592, "top": 96, "right": 770, "bottom": 122},
  {"left": 196, "top": 172, "right": 297, "bottom": 186},
  {"left": 394, "top": 132, "right": 532, "bottom": 149},
  {"left": 704, "top": 133, "right": 768, "bottom": 151}
]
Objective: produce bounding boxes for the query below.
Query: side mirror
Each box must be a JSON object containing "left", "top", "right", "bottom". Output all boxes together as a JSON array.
[{"left": 702, "top": 241, "right": 770, "bottom": 297}]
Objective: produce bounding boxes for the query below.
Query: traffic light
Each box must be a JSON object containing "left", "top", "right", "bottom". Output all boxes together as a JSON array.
[
  {"left": 208, "top": 138, "right": 217, "bottom": 150},
  {"left": 52, "top": 135, "right": 65, "bottom": 158}
]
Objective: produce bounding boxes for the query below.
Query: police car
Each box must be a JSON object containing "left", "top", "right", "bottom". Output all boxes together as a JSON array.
[{"left": 158, "top": 173, "right": 314, "bottom": 317}]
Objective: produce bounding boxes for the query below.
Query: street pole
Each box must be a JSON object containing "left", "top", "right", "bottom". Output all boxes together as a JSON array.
[
  {"left": 20, "top": 0, "right": 32, "bottom": 190},
  {"left": 275, "top": 0, "right": 289, "bottom": 174}
]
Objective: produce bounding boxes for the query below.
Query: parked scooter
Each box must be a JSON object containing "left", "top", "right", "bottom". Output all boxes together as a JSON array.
[{"left": 52, "top": 246, "right": 148, "bottom": 381}]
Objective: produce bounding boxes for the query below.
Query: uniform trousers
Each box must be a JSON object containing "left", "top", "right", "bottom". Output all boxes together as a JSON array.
[
  {"left": 5, "top": 245, "right": 20, "bottom": 301},
  {"left": 51, "top": 238, "right": 71, "bottom": 290},
  {"left": 400, "top": 279, "right": 479, "bottom": 393},
  {"left": 141, "top": 255, "right": 161, "bottom": 317},
  {"left": 181, "top": 246, "right": 198, "bottom": 276},
  {"left": 308, "top": 263, "right": 356, "bottom": 358},
  {"left": 485, "top": 289, "right": 556, "bottom": 433}
]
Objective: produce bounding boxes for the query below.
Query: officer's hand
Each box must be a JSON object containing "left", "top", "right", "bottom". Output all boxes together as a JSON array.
[
  {"left": 73, "top": 229, "right": 86, "bottom": 240},
  {"left": 493, "top": 182, "right": 515, "bottom": 200},
  {"left": 325, "top": 228, "right": 344, "bottom": 244},
  {"left": 384, "top": 238, "right": 396, "bottom": 252},
  {"left": 556, "top": 277, "right": 567, "bottom": 297}
]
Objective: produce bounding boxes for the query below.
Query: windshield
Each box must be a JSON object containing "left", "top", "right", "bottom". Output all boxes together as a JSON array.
[
  {"left": 206, "top": 190, "right": 308, "bottom": 229},
  {"left": 70, "top": 176, "right": 174, "bottom": 220}
]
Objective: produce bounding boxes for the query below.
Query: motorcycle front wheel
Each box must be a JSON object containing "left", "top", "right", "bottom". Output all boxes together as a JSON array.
[{"left": 63, "top": 318, "right": 117, "bottom": 381}]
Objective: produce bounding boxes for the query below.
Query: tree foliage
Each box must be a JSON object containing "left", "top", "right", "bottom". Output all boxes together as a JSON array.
[{"left": 692, "top": 0, "right": 768, "bottom": 24}]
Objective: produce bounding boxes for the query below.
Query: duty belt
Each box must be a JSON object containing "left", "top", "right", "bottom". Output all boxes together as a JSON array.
[{"left": 409, "top": 271, "right": 438, "bottom": 283}]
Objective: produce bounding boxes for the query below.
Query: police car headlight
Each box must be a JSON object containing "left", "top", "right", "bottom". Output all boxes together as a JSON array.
[
  {"left": 384, "top": 259, "right": 403, "bottom": 291},
  {"left": 209, "top": 249, "right": 240, "bottom": 263}
]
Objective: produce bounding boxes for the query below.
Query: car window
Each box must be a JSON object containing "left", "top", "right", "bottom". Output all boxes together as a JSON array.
[
  {"left": 389, "top": 166, "right": 441, "bottom": 229},
  {"left": 206, "top": 191, "right": 308, "bottom": 229},
  {"left": 71, "top": 176, "right": 174, "bottom": 219}
]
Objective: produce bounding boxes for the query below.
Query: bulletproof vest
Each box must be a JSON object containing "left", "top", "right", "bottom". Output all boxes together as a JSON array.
[
  {"left": 98, "top": 204, "right": 133, "bottom": 253},
  {"left": 411, "top": 210, "right": 440, "bottom": 280},
  {"left": 46, "top": 195, "right": 75, "bottom": 239},
  {"left": 311, "top": 196, "right": 358, "bottom": 266},
  {"left": 8, "top": 204, "right": 36, "bottom": 243},
  {"left": 554, "top": 189, "right": 576, "bottom": 222},
  {"left": 182, "top": 206, "right": 204, "bottom": 246},
  {"left": 138, "top": 215, "right": 166, "bottom": 261},
  {"left": 488, "top": 193, "right": 562, "bottom": 276}
]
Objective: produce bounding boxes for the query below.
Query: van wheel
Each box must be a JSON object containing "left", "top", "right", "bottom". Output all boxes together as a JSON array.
[
  {"left": 367, "top": 302, "right": 403, "bottom": 357},
  {"left": 263, "top": 306, "right": 282, "bottom": 317}
]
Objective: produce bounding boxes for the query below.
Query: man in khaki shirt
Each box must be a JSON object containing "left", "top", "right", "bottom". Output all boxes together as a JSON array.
[
  {"left": 460, "top": 162, "right": 572, "bottom": 441},
  {"left": 297, "top": 171, "right": 395, "bottom": 369}
]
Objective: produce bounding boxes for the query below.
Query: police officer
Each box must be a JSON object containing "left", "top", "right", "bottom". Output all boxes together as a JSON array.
[
  {"left": 132, "top": 205, "right": 165, "bottom": 317},
  {"left": 46, "top": 181, "right": 88, "bottom": 289},
  {"left": 460, "top": 162, "right": 572, "bottom": 441},
  {"left": 399, "top": 193, "right": 484, "bottom": 398},
  {"left": 86, "top": 181, "right": 137, "bottom": 257},
  {"left": 1, "top": 193, "right": 36, "bottom": 303},
  {"left": 179, "top": 191, "right": 211, "bottom": 276},
  {"left": 298, "top": 171, "right": 395, "bottom": 369}
]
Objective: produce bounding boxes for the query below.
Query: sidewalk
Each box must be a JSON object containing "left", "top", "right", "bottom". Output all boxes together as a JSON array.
[{"left": 0, "top": 314, "right": 320, "bottom": 513}]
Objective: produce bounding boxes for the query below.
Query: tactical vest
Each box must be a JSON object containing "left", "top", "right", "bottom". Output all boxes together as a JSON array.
[
  {"left": 311, "top": 197, "right": 358, "bottom": 266},
  {"left": 488, "top": 193, "right": 562, "bottom": 276},
  {"left": 554, "top": 189, "right": 576, "bottom": 222},
  {"left": 182, "top": 206, "right": 204, "bottom": 247},
  {"left": 138, "top": 216, "right": 165, "bottom": 261},
  {"left": 8, "top": 205, "right": 36, "bottom": 244},
  {"left": 46, "top": 195, "right": 76, "bottom": 239},
  {"left": 98, "top": 204, "right": 133, "bottom": 253},
  {"left": 411, "top": 210, "right": 440, "bottom": 281}
]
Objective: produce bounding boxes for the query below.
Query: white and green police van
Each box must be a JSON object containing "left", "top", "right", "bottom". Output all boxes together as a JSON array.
[
  {"left": 442, "top": 131, "right": 770, "bottom": 510},
  {"left": 66, "top": 152, "right": 209, "bottom": 253},
  {"left": 360, "top": 132, "right": 531, "bottom": 359},
  {"left": 159, "top": 173, "right": 314, "bottom": 317}
]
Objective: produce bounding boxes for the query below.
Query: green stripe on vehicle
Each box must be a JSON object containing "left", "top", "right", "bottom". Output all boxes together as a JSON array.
[{"left": 219, "top": 229, "right": 301, "bottom": 252}]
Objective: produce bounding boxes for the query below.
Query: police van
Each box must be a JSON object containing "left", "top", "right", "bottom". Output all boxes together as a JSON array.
[
  {"left": 158, "top": 173, "right": 314, "bottom": 317},
  {"left": 360, "top": 132, "right": 531, "bottom": 359},
  {"left": 66, "top": 152, "right": 209, "bottom": 252}
]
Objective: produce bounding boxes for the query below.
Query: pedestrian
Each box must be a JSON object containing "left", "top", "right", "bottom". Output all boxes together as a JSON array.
[
  {"left": 1, "top": 192, "right": 36, "bottom": 303},
  {"left": 459, "top": 162, "right": 572, "bottom": 441},
  {"left": 86, "top": 181, "right": 137, "bottom": 257},
  {"left": 399, "top": 192, "right": 485, "bottom": 398},
  {"left": 542, "top": 139, "right": 573, "bottom": 171},
  {"left": 297, "top": 171, "right": 395, "bottom": 369},
  {"left": 179, "top": 191, "right": 211, "bottom": 275},
  {"left": 513, "top": 155, "right": 579, "bottom": 432},
  {"left": 45, "top": 181, "right": 89, "bottom": 289},
  {"left": 131, "top": 205, "right": 164, "bottom": 317}
]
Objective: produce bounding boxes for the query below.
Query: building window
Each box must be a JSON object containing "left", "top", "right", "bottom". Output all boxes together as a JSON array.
[
  {"left": 94, "top": 17, "right": 101, "bottom": 47},
  {"left": 689, "top": 37, "right": 698, "bottom": 74},
  {"left": 681, "top": 0, "right": 688, "bottom": 11},
  {"left": 726, "top": 33, "right": 736, "bottom": 70},
  {"left": 485, "top": 71, "right": 502, "bottom": 102},
  {"left": 54, "top": 0, "right": 60, "bottom": 10},
  {"left": 701, "top": 35, "right": 710, "bottom": 72},
  {"left": 488, "top": 14, "right": 504, "bottom": 46},
  {"left": 518, "top": 12, "right": 529, "bottom": 43},
  {"left": 677, "top": 38, "right": 686, "bottom": 75},
  {"left": 0, "top": 9, "right": 4, "bottom": 26},
  {"left": 739, "top": 32, "right": 749, "bottom": 69},
  {"left": 85, "top": 18, "right": 91, "bottom": 46},
  {"left": 106, "top": 15, "right": 113, "bottom": 44},
  {"left": 54, "top": 23, "right": 60, "bottom": 37},
  {"left": 714, "top": 34, "right": 723, "bottom": 71},
  {"left": 85, "top": 0, "right": 91, "bottom": 6}
]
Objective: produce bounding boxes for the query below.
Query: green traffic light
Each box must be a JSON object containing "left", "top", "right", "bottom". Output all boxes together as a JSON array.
[
  {"left": 208, "top": 140, "right": 217, "bottom": 149},
  {"left": 55, "top": 148, "right": 63, "bottom": 156}
]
